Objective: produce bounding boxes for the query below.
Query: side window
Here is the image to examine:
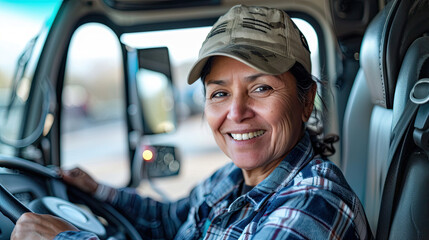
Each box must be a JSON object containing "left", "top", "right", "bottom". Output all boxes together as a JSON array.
[
  {"left": 293, "top": 18, "right": 320, "bottom": 79},
  {"left": 292, "top": 18, "right": 322, "bottom": 130},
  {"left": 61, "top": 23, "right": 129, "bottom": 187}
]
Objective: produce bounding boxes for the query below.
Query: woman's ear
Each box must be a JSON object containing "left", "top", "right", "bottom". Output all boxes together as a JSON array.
[{"left": 301, "top": 83, "right": 317, "bottom": 122}]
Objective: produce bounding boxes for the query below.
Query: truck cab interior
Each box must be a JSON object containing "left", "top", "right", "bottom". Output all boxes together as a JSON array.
[{"left": 0, "top": 0, "right": 428, "bottom": 239}]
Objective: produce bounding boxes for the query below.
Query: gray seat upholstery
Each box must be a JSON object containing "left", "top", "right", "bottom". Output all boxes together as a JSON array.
[
  {"left": 387, "top": 36, "right": 429, "bottom": 240},
  {"left": 342, "top": 1, "right": 397, "bottom": 234},
  {"left": 364, "top": 105, "right": 392, "bottom": 232},
  {"left": 342, "top": 69, "right": 372, "bottom": 202},
  {"left": 342, "top": 0, "right": 429, "bottom": 236}
]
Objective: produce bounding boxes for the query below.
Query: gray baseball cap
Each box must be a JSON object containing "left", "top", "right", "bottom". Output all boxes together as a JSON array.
[{"left": 187, "top": 5, "right": 311, "bottom": 84}]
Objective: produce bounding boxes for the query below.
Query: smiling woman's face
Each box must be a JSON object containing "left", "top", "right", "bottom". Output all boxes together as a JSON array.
[{"left": 204, "top": 56, "right": 315, "bottom": 184}]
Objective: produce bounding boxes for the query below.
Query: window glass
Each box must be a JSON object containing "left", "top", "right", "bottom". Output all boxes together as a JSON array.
[
  {"left": 61, "top": 23, "right": 129, "bottom": 187},
  {"left": 0, "top": 0, "right": 60, "bottom": 155},
  {"left": 293, "top": 19, "right": 320, "bottom": 79},
  {"left": 121, "top": 18, "right": 320, "bottom": 200},
  {"left": 292, "top": 18, "right": 322, "bottom": 129}
]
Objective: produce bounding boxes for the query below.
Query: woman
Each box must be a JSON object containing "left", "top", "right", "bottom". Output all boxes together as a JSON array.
[{"left": 12, "top": 5, "right": 373, "bottom": 240}]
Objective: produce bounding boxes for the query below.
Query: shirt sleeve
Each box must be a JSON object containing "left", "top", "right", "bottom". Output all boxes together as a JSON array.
[
  {"left": 101, "top": 186, "right": 191, "bottom": 239},
  {"left": 54, "top": 231, "right": 99, "bottom": 240},
  {"left": 55, "top": 184, "right": 191, "bottom": 239}
]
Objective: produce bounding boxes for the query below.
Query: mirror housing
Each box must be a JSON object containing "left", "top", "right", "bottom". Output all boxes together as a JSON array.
[
  {"left": 126, "top": 46, "right": 181, "bottom": 181},
  {"left": 127, "top": 47, "right": 177, "bottom": 135},
  {"left": 140, "top": 145, "right": 180, "bottom": 178}
]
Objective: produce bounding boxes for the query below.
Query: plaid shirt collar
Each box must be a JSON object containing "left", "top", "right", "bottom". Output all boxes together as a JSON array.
[{"left": 204, "top": 132, "right": 314, "bottom": 211}]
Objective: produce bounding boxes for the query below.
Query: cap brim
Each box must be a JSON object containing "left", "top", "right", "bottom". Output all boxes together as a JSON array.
[{"left": 187, "top": 44, "right": 296, "bottom": 84}]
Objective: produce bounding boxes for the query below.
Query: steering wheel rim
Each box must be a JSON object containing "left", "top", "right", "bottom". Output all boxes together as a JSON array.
[
  {"left": 0, "top": 182, "right": 33, "bottom": 223},
  {"left": 0, "top": 154, "right": 142, "bottom": 240}
]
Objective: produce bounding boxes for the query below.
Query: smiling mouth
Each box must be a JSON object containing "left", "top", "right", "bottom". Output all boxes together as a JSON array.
[{"left": 229, "top": 130, "right": 265, "bottom": 141}]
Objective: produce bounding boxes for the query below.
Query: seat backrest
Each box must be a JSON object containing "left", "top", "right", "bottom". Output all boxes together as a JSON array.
[
  {"left": 387, "top": 36, "right": 429, "bottom": 240},
  {"left": 342, "top": 69, "right": 372, "bottom": 202},
  {"left": 342, "top": 0, "right": 429, "bottom": 235},
  {"left": 342, "top": 1, "right": 397, "bottom": 233}
]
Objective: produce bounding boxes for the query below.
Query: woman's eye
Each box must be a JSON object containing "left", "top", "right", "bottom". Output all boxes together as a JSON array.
[
  {"left": 254, "top": 85, "right": 273, "bottom": 93},
  {"left": 211, "top": 91, "right": 228, "bottom": 99}
]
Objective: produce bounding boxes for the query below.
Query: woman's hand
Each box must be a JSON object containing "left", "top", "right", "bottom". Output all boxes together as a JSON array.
[
  {"left": 60, "top": 167, "right": 98, "bottom": 195},
  {"left": 11, "top": 212, "right": 78, "bottom": 240}
]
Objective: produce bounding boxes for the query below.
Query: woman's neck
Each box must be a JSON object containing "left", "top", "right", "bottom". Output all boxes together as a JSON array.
[{"left": 241, "top": 157, "right": 283, "bottom": 186}]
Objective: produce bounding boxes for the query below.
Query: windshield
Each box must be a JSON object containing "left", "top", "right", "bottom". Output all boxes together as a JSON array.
[{"left": 0, "top": 1, "right": 61, "bottom": 155}]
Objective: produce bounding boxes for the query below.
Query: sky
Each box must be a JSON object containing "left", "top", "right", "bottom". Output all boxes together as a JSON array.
[{"left": 0, "top": 1, "right": 59, "bottom": 87}]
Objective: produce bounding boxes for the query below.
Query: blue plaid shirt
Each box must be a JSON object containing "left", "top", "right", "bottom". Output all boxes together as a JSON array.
[{"left": 55, "top": 132, "right": 373, "bottom": 240}]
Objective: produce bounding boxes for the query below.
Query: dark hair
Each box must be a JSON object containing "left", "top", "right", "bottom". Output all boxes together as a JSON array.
[
  {"left": 200, "top": 57, "right": 214, "bottom": 95},
  {"left": 200, "top": 58, "right": 337, "bottom": 157},
  {"left": 288, "top": 62, "right": 317, "bottom": 104},
  {"left": 287, "top": 63, "right": 338, "bottom": 157}
]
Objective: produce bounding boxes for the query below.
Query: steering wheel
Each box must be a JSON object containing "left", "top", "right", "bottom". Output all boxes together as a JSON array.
[{"left": 0, "top": 155, "right": 142, "bottom": 240}]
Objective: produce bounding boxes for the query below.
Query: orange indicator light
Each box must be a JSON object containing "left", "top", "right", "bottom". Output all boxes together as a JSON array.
[{"left": 142, "top": 149, "right": 154, "bottom": 161}]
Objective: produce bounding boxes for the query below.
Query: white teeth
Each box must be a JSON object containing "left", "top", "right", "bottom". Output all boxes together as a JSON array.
[
  {"left": 235, "top": 134, "right": 242, "bottom": 140},
  {"left": 231, "top": 130, "right": 264, "bottom": 141}
]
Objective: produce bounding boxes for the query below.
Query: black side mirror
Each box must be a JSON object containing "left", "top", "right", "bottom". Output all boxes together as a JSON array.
[
  {"left": 140, "top": 145, "right": 180, "bottom": 178},
  {"left": 127, "top": 46, "right": 177, "bottom": 135}
]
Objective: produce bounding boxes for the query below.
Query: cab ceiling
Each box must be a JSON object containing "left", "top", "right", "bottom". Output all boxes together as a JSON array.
[{"left": 101, "top": 0, "right": 332, "bottom": 29}]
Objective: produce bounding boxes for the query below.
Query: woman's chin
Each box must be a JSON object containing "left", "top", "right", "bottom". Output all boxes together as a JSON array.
[{"left": 231, "top": 157, "right": 263, "bottom": 171}]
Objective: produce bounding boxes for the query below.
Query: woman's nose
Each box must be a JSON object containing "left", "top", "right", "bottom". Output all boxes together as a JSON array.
[{"left": 227, "top": 95, "right": 254, "bottom": 123}]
